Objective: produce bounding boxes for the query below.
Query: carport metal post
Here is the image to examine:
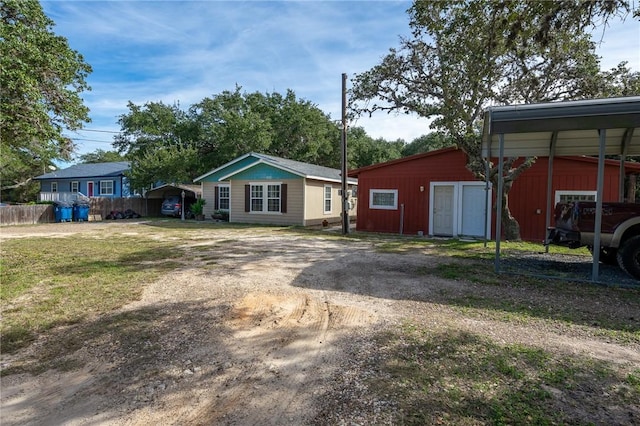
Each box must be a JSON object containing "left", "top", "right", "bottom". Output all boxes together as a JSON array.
[
  {"left": 619, "top": 128, "right": 634, "bottom": 201},
  {"left": 591, "top": 129, "right": 606, "bottom": 281},
  {"left": 494, "top": 133, "right": 505, "bottom": 273},
  {"left": 181, "top": 190, "right": 185, "bottom": 221},
  {"left": 544, "top": 132, "right": 558, "bottom": 253},
  {"left": 483, "top": 119, "right": 491, "bottom": 248}
]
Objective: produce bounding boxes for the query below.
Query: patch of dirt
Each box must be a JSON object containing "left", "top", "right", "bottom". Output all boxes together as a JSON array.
[{"left": 1, "top": 221, "right": 639, "bottom": 425}]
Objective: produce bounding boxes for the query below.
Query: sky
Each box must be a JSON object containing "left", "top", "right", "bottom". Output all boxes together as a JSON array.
[{"left": 40, "top": 1, "right": 640, "bottom": 162}]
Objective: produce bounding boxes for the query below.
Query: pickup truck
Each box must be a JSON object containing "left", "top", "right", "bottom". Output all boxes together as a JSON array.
[{"left": 546, "top": 201, "right": 640, "bottom": 280}]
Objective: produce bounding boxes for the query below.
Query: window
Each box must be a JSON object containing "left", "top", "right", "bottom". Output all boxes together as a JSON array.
[
  {"left": 100, "top": 180, "right": 114, "bottom": 195},
  {"left": 51, "top": 182, "right": 58, "bottom": 193},
  {"left": 71, "top": 181, "right": 79, "bottom": 193},
  {"left": 555, "top": 190, "right": 597, "bottom": 204},
  {"left": 251, "top": 185, "right": 264, "bottom": 211},
  {"left": 218, "top": 185, "right": 230, "bottom": 210},
  {"left": 250, "top": 183, "right": 281, "bottom": 213},
  {"left": 369, "top": 189, "right": 398, "bottom": 210},
  {"left": 267, "top": 184, "right": 280, "bottom": 212},
  {"left": 324, "top": 185, "right": 332, "bottom": 213}
]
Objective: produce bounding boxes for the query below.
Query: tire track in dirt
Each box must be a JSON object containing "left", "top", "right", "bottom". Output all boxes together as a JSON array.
[{"left": 184, "top": 291, "right": 375, "bottom": 425}]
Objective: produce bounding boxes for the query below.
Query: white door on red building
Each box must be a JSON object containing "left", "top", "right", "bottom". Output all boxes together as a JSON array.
[
  {"left": 460, "top": 184, "right": 487, "bottom": 237},
  {"left": 432, "top": 185, "right": 454, "bottom": 236}
]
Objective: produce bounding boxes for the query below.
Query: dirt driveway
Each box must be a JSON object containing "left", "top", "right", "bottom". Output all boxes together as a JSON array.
[{"left": 1, "top": 221, "right": 639, "bottom": 425}]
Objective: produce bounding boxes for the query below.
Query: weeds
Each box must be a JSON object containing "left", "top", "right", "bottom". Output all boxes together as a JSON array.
[
  {"left": 1, "top": 235, "right": 184, "bottom": 353},
  {"left": 362, "top": 325, "right": 639, "bottom": 425}
]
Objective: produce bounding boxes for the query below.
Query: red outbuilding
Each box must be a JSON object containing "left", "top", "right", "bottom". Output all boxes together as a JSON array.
[{"left": 349, "top": 147, "right": 640, "bottom": 242}]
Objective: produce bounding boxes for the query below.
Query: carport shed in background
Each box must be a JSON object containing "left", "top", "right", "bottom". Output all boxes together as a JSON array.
[
  {"left": 482, "top": 96, "right": 640, "bottom": 282},
  {"left": 144, "top": 184, "right": 202, "bottom": 216}
]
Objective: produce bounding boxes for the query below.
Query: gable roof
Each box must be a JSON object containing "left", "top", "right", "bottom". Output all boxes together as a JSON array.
[
  {"left": 34, "top": 162, "right": 130, "bottom": 180},
  {"left": 144, "top": 183, "right": 202, "bottom": 199},
  {"left": 194, "top": 152, "right": 357, "bottom": 184}
]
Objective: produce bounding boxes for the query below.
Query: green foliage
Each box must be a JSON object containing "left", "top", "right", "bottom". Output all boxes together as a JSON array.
[
  {"left": 212, "top": 209, "right": 229, "bottom": 221},
  {"left": 1, "top": 0, "right": 92, "bottom": 201},
  {"left": 350, "top": 0, "right": 637, "bottom": 240},
  {"left": 126, "top": 145, "right": 199, "bottom": 194},
  {"left": 190, "top": 198, "right": 206, "bottom": 216},
  {"left": 347, "top": 126, "right": 404, "bottom": 169},
  {"left": 1, "top": 235, "right": 182, "bottom": 353},
  {"left": 402, "top": 132, "right": 455, "bottom": 156},
  {"left": 365, "top": 326, "right": 637, "bottom": 425},
  {"left": 116, "top": 87, "right": 344, "bottom": 189},
  {"left": 76, "top": 149, "right": 126, "bottom": 164}
]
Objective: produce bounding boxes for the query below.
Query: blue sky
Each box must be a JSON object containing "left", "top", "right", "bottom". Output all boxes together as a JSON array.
[{"left": 40, "top": 1, "right": 639, "bottom": 161}]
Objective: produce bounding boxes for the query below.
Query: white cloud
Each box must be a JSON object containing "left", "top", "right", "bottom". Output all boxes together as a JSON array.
[{"left": 40, "top": 1, "right": 638, "bottom": 156}]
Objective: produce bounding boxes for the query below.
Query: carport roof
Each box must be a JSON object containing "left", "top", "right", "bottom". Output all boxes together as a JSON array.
[
  {"left": 145, "top": 184, "right": 202, "bottom": 199},
  {"left": 482, "top": 96, "right": 640, "bottom": 284},
  {"left": 482, "top": 96, "right": 640, "bottom": 158}
]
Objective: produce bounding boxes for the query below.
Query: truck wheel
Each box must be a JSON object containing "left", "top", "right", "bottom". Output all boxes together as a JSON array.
[
  {"left": 589, "top": 246, "right": 618, "bottom": 265},
  {"left": 616, "top": 236, "right": 640, "bottom": 280}
]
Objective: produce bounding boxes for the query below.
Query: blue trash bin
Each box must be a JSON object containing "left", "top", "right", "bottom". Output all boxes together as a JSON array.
[
  {"left": 73, "top": 204, "right": 90, "bottom": 221},
  {"left": 55, "top": 204, "right": 73, "bottom": 222}
]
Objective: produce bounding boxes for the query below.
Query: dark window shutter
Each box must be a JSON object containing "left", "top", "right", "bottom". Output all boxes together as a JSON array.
[
  {"left": 214, "top": 186, "right": 219, "bottom": 210},
  {"left": 245, "top": 185, "right": 250, "bottom": 212},
  {"left": 113, "top": 180, "right": 116, "bottom": 195},
  {"left": 281, "top": 184, "right": 287, "bottom": 213}
]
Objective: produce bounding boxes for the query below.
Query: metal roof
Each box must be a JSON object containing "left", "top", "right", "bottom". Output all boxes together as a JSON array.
[
  {"left": 481, "top": 96, "right": 640, "bottom": 284},
  {"left": 34, "top": 162, "right": 130, "bottom": 180},
  {"left": 144, "top": 184, "right": 202, "bottom": 199},
  {"left": 482, "top": 96, "right": 640, "bottom": 158}
]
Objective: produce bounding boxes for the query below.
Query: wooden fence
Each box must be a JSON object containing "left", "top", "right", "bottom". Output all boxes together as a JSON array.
[
  {"left": 89, "top": 197, "right": 162, "bottom": 220},
  {"left": 0, "top": 204, "right": 55, "bottom": 226},
  {"left": 0, "top": 198, "right": 163, "bottom": 226}
]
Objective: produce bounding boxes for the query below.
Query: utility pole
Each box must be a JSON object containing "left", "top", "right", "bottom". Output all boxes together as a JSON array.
[{"left": 341, "top": 73, "right": 349, "bottom": 235}]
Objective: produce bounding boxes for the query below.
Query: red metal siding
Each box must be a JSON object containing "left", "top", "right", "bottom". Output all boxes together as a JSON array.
[
  {"left": 356, "top": 149, "right": 475, "bottom": 234},
  {"left": 355, "top": 149, "right": 635, "bottom": 241}
]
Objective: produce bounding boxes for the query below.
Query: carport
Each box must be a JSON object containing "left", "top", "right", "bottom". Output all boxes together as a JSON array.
[
  {"left": 144, "top": 184, "right": 202, "bottom": 216},
  {"left": 482, "top": 96, "right": 640, "bottom": 282}
]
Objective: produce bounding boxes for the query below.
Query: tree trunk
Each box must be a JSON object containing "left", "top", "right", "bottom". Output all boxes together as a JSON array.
[{"left": 501, "top": 190, "right": 521, "bottom": 241}]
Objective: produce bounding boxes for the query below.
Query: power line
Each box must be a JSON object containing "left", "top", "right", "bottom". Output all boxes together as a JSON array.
[
  {"left": 67, "top": 137, "right": 115, "bottom": 144},
  {"left": 74, "top": 128, "right": 120, "bottom": 134}
]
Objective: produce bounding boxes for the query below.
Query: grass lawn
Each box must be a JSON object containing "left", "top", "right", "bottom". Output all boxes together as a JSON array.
[{"left": 1, "top": 221, "right": 638, "bottom": 424}]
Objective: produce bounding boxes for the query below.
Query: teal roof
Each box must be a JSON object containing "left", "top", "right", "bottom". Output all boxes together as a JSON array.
[
  {"left": 34, "top": 162, "right": 130, "bottom": 180},
  {"left": 194, "top": 153, "right": 357, "bottom": 184}
]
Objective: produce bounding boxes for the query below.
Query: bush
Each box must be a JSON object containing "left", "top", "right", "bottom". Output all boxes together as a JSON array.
[{"left": 190, "top": 198, "right": 206, "bottom": 216}]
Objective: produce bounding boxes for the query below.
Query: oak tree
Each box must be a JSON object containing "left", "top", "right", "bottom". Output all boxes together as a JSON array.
[
  {"left": 351, "top": 0, "right": 637, "bottom": 240},
  {"left": 1, "top": 0, "right": 92, "bottom": 201}
]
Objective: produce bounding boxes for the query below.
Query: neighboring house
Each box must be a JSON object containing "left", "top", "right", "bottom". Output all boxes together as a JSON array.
[
  {"left": 349, "top": 147, "right": 640, "bottom": 242},
  {"left": 34, "top": 162, "right": 131, "bottom": 202},
  {"left": 194, "top": 153, "right": 357, "bottom": 226}
]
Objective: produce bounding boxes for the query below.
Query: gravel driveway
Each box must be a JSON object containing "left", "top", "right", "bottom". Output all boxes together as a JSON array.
[{"left": 1, "top": 220, "right": 639, "bottom": 425}]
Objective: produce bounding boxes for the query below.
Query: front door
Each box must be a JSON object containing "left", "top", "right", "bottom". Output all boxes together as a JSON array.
[
  {"left": 433, "top": 185, "right": 454, "bottom": 236},
  {"left": 87, "top": 181, "right": 94, "bottom": 197},
  {"left": 460, "top": 185, "right": 487, "bottom": 237}
]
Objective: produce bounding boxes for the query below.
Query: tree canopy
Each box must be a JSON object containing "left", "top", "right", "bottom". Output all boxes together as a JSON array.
[
  {"left": 115, "top": 88, "right": 345, "bottom": 192},
  {"left": 351, "top": 0, "right": 639, "bottom": 239},
  {"left": 77, "top": 149, "right": 126, "bottom": 164},
  {"left": 402, "top": 133, "right": 455, "bottom": 157},
  {"left": 1, "top": 0, "right": 92, "bottom": 201}
]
